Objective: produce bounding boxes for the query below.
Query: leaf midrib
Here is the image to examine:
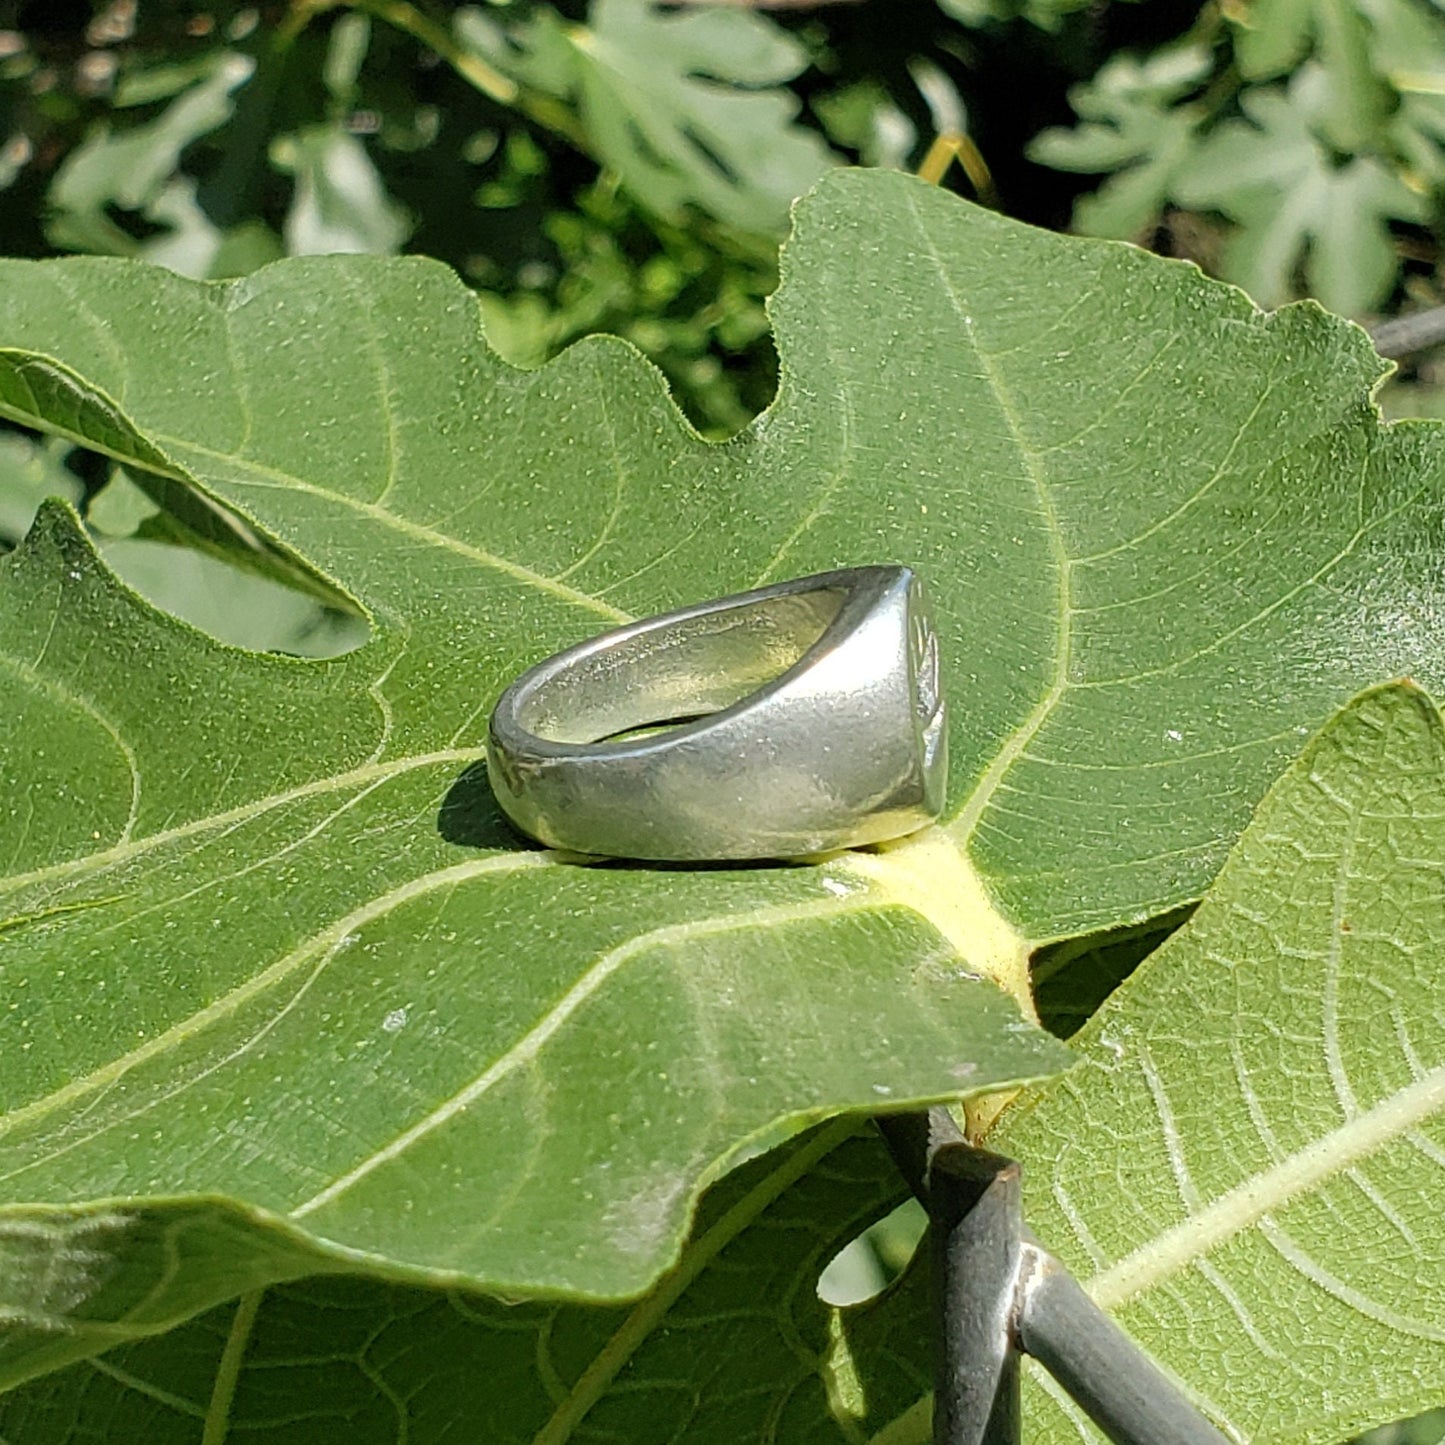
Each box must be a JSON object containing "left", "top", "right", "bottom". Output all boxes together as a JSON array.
[
  {"left": 3, "top": 875, "right": 921, "bottom": 1215},
  {"left": 291, "top": 895, "right": 885, "bottom": 1221},
  {"left": 1088, "top": 1058, "right": 1445, "bottom": 1310},
  {"left": 900, "top": 189, "right": 1072, "bottom": 857}
]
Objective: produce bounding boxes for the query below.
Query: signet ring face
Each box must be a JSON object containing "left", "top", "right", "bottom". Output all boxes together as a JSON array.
[{"left": 486, "top": 565, "right": 948, "bottom": 861}]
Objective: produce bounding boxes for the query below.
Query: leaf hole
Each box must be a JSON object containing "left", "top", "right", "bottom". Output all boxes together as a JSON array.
[
  {"left": 816, "top": 1196, "right": 926, "bottom": 1307},
  {"left": 0, "top": 426, "right": 369, "bottom": 658}
]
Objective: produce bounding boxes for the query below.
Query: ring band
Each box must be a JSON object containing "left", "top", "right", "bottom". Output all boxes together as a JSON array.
[{"left": 486, "top": 565, "right": 947, "bottom": 860}]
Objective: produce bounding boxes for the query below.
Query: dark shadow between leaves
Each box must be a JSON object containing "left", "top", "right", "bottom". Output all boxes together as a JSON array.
[
  {"left": 1030, "top": 904, "right": 1195, "bottom": 1040},
  {"left": 588, "top": 854, "right": 793, "bottom": 876}
]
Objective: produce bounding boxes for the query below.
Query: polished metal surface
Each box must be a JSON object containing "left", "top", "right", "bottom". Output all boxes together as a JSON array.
[{"left": 486, "top": 565, "right": 947, "bottom": 860}]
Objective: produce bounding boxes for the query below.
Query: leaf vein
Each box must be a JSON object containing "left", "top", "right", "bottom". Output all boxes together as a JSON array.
[
  {"left": 1261, "top": 1220, "right": 1445, "bottom": 1342},
  {"left": 147, "top": 435, "right": 634, "bottom": 625},
  {"left": 1090, "top": 1062, "right": 1445, "bottom": 1308},
  {"left": 900, "top": 191, "right": 1073, "bottom": 854},
  {"left": 292, "top": 898, "right": 877, "bottom": 1220},
  {"left": 0, "top": 747, "right": 484, "bottom": 900},
  {"left": 0, "top": 647, "right": 141, "bottom": 848},
  {"left": 0, "top": 853, "right": 550, "bottom": 1162}
]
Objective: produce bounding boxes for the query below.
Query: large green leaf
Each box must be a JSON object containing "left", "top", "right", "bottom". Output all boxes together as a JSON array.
[
  {"left": 455, "top": 0, "right": 835, "bottom": 234},
  {"left": 1002, "top": 681, "right": 1445, "bottom": 1443},
  {"left": 2, "top": 169, "right": 1444, "bottom": 1386},
  {"left": 863, "top": 683, "right": 1445, "bottom": 1445},
  {"left": 0, "top": 1122, "right": 929, "bottom": 1443}
]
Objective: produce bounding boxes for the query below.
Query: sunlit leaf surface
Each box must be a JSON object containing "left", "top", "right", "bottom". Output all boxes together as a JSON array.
[{"left": 992, "top": 683, "right": 1445, "bottom": 1445}]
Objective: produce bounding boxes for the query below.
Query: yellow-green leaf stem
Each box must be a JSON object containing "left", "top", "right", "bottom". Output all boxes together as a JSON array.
[{"left": 844, "top": 830, "right": 1033, "bottom": 1017}]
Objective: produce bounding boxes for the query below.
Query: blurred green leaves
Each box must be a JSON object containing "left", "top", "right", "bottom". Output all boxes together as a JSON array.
[
  {"left": 0, "top": 0, "right": 820, "bottom": 435},
  {"left": 1029, "top": 44, "right": 1212, "bottom": 242},
  {"left": 475, "top": 179, "right": 779, "bottom": 435},
  {"left": 1173, "top": 63, "right": 1425, "bottom": 320},
  {"left": 12, "top": 0, "right": 1444, "bottom": 439},
  {"left": 1032, "top": 0, "right": 1445, "bottom": 315},
  {"left": 456, "top": 0, "right": 835, "bottom": 235},
  {"left": 46, "top": 48, "right": 255, "bottom": 258},
  {"left": 0, "top": 431, "right": 81, "bottom": 547},
  {"left": 0, "top": 435, "right": 367, "bottom": 654},
  {"left": 17, "top": 17, "right": 404, "bottom": 277},
  {"left": 272, "top": 124, "right": 409, "bottom": 255}
]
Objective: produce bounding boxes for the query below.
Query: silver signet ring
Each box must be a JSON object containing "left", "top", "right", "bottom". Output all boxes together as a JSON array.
[{"left": 486, "top": 565, "right": 947, "bottom": 860}]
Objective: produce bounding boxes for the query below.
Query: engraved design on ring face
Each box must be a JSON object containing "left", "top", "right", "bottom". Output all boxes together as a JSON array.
[{"left": 909, "top": 582, "right": 946, "bottom": 772}]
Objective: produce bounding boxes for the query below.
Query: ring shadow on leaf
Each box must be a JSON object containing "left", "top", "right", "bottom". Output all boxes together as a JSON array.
[{"left": 437, "top": 758, "right": 542, "bottom": 851}]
